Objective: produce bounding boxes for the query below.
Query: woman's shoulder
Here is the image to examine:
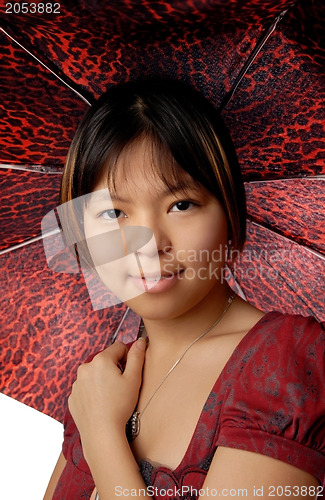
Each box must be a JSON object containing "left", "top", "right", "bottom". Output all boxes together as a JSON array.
[
  {"left": 235, "top": 311, "right": 325, "bottom": 381},
  {"left": 219, "top": 310, "right": 325, "bottom": 393},
  {"left": 247, "top": 310, "right": 324, "bottom": 350},
  {"left": 222, "top": 309, "right": 324, "bottom": 381}
]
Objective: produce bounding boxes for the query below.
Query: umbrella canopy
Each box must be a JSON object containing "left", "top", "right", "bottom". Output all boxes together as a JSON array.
[{"left": 0, "top": 0, "right": 324, "bottom": 423}]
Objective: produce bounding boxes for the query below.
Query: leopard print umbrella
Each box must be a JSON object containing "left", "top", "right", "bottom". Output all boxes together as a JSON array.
[{"left": 0, "top": 0, "right": 324, "bottom": 422}]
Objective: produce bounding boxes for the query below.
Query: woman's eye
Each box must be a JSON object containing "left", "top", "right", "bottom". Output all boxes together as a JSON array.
[
  {"left": 170, "top": 200, "right": 196, "bottom": 212},
  {"left": 98, "top": 209, "right": 126, "bottom": 220}
]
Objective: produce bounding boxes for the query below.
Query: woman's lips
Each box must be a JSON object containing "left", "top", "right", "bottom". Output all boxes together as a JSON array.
[{"left": 130, "top": 270, "right": 184, "bottom": 293}]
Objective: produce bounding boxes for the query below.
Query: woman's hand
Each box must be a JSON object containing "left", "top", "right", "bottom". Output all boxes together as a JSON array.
[{"left": 68, "top": 338, "right": 147, "bottom": 450}]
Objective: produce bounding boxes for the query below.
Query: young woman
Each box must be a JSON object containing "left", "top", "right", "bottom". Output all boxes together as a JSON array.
[{"left": 44, "top": 80, "right": 324, "bottom": 499}]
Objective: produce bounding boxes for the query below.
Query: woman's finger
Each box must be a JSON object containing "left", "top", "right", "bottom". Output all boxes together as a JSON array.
[
  {"left": 123, "top": 338, "right": 147, "bottom": 380},
  {"left": 96, "top": 340, "right": 129, "bottom": 367}
]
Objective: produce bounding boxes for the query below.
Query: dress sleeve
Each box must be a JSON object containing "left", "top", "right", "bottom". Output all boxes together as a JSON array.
[
  {"left": 52, "top": 351, "right": 101, "bottom": 499},
  {"left": 61, "top": 352, "right": 96, "bottom": 466},
  {"left": 215, "top": 314, "right": 325, "bottom": 484},
  {"left": 52, "top": 405, "right": 95, "bottom": 499}
]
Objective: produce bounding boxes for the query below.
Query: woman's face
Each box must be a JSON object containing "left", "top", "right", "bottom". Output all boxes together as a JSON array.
[{"left": 83, "top": 139, "right": 229, "bottom": 321}]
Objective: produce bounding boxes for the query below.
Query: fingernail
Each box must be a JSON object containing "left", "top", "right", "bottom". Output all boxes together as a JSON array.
[{"left": 136, "top": 338, "right": 147, "bottom": 351}]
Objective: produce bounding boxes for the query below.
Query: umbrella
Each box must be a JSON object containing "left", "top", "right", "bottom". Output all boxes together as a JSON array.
[{"left": 0, "top": 0, "right": 324, "bottom": 429}]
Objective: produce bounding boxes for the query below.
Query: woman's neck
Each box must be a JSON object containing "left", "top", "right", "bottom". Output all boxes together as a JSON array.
[{"left": 141, "top": 284, "right": 235, "bottom": 354}]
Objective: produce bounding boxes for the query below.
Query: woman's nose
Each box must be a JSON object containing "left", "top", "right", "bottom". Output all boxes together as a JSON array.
[{"left": 132, "top": 215, "right": 172, "bottom": 257}]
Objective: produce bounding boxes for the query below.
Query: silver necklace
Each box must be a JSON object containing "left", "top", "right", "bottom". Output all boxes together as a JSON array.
[{"left": 126, "top": 292, "right": 236, "bottom": 441}]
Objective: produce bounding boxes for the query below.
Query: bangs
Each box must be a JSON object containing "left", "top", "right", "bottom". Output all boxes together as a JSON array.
[{"left": 103, "top": 133, "right": 203, "bottom": 198}]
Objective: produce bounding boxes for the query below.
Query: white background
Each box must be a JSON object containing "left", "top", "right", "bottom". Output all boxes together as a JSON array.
[{"left": 0, "top": 393, "right": 63, "bottom": 499}]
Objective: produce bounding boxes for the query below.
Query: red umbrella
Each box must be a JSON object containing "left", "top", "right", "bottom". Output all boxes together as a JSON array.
[{"left": 0, "top": 0, "right": 324, "bottom": 428}]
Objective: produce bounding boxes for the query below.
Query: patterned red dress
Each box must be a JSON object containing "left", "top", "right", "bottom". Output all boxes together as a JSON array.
[{"left": 52, "top": 312, "right": 325, "bottom": 499}]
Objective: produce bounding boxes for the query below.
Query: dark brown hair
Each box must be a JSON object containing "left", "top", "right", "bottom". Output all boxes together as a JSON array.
[{"left": 60, "top": 79, "right": 246, "bottom": 250}]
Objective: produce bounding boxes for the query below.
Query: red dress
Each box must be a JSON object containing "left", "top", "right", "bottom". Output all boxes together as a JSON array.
[{"left": 52, "top": 312, "right": 325, "bottom": 499}]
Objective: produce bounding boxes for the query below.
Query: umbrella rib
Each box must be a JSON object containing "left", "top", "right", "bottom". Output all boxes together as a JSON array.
[
  {"left": 246, "top": 175, "right": 325, "bottom": 184},
  {"left": 225, "top": 267, "right": 248, "bottom": 301},
  {"left": 220, "top": 5, "right": 293, "bottom": 111},
  {"left": 257, "top": 255, "right": 318, "bottom": 319},
  {"left": 0, "top": 229, "right": 60, "bottom": 256},
  {"left": 111, "top": 307, "right": 131, "bottom": 343},
  {"left": 242, "top": 226, "right": 323, "bottom": 321},
  {"left": 0, "top": 27, "right": 92, "bottom": 106},
  {"left": 248, "top": 219, "right": 325, "bottom": 262},
  {"left": 0, "top": 163, "right": 63, "bottom": 174}
]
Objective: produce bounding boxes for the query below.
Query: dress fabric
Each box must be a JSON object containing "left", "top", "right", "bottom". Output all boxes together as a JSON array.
[{"left": 52, "top": 312, "right": 325, "bottom": 499}]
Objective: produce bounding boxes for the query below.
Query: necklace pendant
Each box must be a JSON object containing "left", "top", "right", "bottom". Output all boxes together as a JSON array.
[{"left": 126, "top": 411, "right": 140, "bottom": 441}]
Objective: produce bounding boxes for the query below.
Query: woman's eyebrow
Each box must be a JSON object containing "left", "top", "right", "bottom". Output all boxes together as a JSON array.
[
  {"left": 109, "top": 194, "right": 130, "bottom": 203},
  {"left": 159, "top": 184, "right": 201, "bottom": 197},
  {"left": 87, "top": 190, "right": 129, "bottom": 204}
]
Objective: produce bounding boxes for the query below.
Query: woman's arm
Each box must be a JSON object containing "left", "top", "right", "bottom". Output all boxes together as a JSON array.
[
  {"left": 200, "top": 446, "right": 320, "bottom": 500},
  {"left": 84, "top": 430, "right": 151, "bottom": 499},
  {"left": 43, "top": 452, "right": 66, "bottom": 500}
]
